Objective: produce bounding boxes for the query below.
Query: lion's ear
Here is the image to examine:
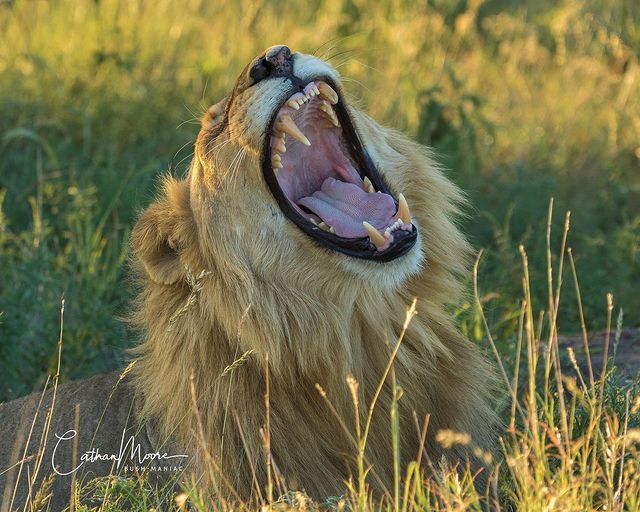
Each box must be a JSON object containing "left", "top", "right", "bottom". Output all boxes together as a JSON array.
[
  {"left": 201, "top": 96, "right": 229, "bottom": 130},
  {"left": 132, "top": 179, "right": 194, "bottom": 285},
  {"left": 132, "top": 203, "right": 182, "bottom": 285}
]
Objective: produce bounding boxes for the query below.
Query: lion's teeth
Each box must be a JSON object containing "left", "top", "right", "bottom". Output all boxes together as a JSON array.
[
  {"left": 287, "top": 100, "right": 300, "bottom": 110},
  {"left": 363, "top": 222, "right": 386, "bottom": 250},
  {"left": 363, "top": 176, "right": 375, "bottom": 193},
  {"left": 275, "top": 140, "right": 286, "bottom": 153},
  {"left": 303, "top": 83, "right": 318, "bottom": 98},
  {"left": 318, "top": 222, "right": 335, "bottom": 234},
  {"left": 271, "top": 136, "right": 286, "bottom": 153},
  {"left": 275, "top": 115, "right": 311, "bottom": 146},
  {"left": 384, "top": 220, "right": 401, "bottom": 238},
  {"left": 320, "top": 100, "right": 340, "bottom": 127},
  {"left": 318, "top": 82, "right": 339, "bottom": 105},
  {"left": 312, "top": 84, "right": 320, "bottom": 96},
  {"left": 396, "top": 193, "right": 411, "bottom": 224},
  {"left": 271, "top": 154, "right": 283, "bottom": 169}
]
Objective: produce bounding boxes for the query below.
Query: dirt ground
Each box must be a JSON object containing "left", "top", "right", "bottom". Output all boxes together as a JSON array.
[{"left": 558, "top": 328, "right": 640, "bottom": 382}]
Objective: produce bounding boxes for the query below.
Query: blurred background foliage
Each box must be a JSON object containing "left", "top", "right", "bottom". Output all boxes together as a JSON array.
[{"left": 0, "top": 0, "right": 638, "bottom": 401}]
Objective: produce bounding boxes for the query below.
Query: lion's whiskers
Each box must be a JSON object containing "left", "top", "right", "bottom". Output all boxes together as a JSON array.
[
  {"left": 205, "top": 138, "right": 235, "bottom": 171},
  {"left": 173, "top": 150, "right": 195, "bottom": 174},
  {"left": 227, "top": 146, "right": 248, "bottom": 186}
]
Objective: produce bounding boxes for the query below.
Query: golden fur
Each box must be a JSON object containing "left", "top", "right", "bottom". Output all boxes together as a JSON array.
[{"left": 130, "top": 50, "right": 496, "bottom": 499}]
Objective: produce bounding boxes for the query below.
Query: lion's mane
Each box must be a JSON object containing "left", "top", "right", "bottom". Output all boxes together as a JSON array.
[{"left": 130, "top": 102, "right": 496, "bottom": 500}]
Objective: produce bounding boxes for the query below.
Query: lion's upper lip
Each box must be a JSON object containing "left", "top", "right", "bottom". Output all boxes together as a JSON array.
[{"left": 260, "top": 76, "right": 418, "bottom": 261}]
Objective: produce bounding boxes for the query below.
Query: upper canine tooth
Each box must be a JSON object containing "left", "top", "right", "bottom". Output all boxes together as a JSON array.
[
  {"left": 396, "top": 193, "right": 411, "bottom": 224},
  {"left": 287, "top": 100, "right": 300, "bottom": 110},
  {"left": 318, "top": 82, "right": 339, "bottom": 105},
  {"left": 275, "top": 115, "right": 311, "bottom": 146},
  {"left": 363, "top": 176, "right": 375, "bottom": 193},
  {"left": 363, "top": 222, "right": 386, "bottom": 250}
]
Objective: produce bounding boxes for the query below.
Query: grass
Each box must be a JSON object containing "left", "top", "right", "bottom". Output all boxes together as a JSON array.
[
  {"left": 9, "top": 207, "right": 640, "bottom": 511},
  {"left": 0, "top": 0, "right": 639, "bottom": 509}
]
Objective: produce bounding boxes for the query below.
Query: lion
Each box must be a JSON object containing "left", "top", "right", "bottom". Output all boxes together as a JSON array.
[{"left": 0, "top": 45, "right": 496, "bottom": 509}]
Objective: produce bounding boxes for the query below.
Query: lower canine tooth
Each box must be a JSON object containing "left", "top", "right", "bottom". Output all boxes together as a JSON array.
[
  {"left": 363, "top": 177, "right": 375, "bottom": 193},
  {"left": 320, "top": 101, "right": 340, "bottom": 127},
  {"left": 363, "top": 221, "right": 386, "bottom": 250},
  {"left": 318, "top": 82, "right": 339, "bottom": 105},
  {"left": 275, "top": 115, "right": 311, "bottom": 146},
  {"left": 318, "top": 222, "right": 331, "bottom": 232},
  {"left": 396, "top": 193, "right": 411, "bottom": 224}
]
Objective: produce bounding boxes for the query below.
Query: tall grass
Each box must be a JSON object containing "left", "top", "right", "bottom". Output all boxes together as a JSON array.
[{"left": 13, "top": 204, "right": 639, "bottom": 511}]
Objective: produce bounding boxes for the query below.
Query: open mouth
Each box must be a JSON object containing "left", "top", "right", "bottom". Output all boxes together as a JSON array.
[{"left": 261, "top": 78, "right": 418, "bottom": 261}]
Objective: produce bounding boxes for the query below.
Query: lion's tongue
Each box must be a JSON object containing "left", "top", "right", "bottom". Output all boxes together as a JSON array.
[{"left": 298, "top": 177, "right": 396, "bottom": 238}]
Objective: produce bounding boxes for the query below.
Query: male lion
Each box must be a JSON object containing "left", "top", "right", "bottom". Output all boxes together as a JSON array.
[{"left": 0, "top": 46, "right": 496, "bottom": 509}]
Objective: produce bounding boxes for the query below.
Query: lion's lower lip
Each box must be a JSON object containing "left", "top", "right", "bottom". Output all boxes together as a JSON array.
[{"left": 261, "top": 77, "right": 418, "bottom": 261}]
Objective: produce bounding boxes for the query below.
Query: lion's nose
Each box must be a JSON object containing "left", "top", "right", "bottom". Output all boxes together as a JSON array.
[
  {"left": 265, "top": 45, "right": 292, "bottom": 69},
  {"left": 249, "top": 45, "right": 293, "bottom": 84}
]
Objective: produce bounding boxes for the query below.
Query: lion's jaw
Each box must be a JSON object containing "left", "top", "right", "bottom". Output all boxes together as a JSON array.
[{"left": 192, "top": 50, "right": 424, "bottom": 294}]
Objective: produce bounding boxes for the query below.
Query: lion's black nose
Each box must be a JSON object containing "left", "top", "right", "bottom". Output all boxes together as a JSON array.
[{"left": 249, "top": 45, "right": 293, "bottom": 84}]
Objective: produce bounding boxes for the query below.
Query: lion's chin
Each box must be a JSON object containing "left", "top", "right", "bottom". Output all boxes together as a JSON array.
[
  {"left": 260, "top": 77, "right": 419, "bottom": 263},
  {"left": 341, "top": 230, "right": 425, "bottom": 291}
]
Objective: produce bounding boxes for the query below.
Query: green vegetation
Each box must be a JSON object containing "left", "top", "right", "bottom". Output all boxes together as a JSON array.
[{"left": 0, "top": 0, "right": 639, "bottom": 509}]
